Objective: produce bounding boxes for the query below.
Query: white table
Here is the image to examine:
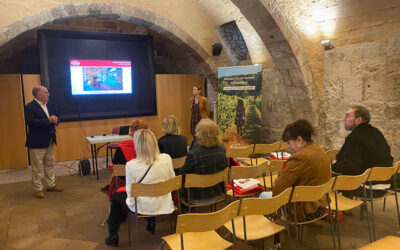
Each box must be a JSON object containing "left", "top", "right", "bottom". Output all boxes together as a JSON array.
[{"left": 86, "top": 134, "right": 131, "bottom": 179}]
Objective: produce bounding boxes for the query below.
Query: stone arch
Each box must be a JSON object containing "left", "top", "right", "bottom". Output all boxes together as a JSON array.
[
  {"left": 232, "top": 0, "right": 321, "bottom": 125},
  {"left": 0, "top": 2, "right": 219, "bottom": 87}
]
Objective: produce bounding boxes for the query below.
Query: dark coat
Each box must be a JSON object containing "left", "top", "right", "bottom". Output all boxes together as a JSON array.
[
  {"left": 332, "top": 122, "right": 393, "bottom": 175},
  {"left": 25, "top": 100, "right": 58, "bottom": 149},
  {"left": 158, "top": 135, "right": 187, "bottom": 159},
  {"left": 179, "top": 145, "right": 227, "bottom": 202}
]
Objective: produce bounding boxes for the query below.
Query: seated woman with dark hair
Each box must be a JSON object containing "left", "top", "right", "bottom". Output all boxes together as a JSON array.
[
  {"left": 271, "top": 119, "right": 331, "bottom": 222},
  {"left": 179, "top": 118, "right": 227, "bottom": 204},
  {"left": 158, "top": 115, "right": 187, "bottom": 159},
  {"left": 105, "top": 129, "right": 175, "bottom": 246}
]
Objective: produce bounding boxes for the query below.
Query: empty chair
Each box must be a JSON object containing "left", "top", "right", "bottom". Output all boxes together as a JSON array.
[
  {"left": 226, "top": 145, "right": 254, "bottom": 166},
  {"left": 106, "top": 126, "right": 120, "bottom": 167},
  {"left": 224, "top": 187, "right": 293, "bottom": 250},
  {"left": 365, "top": 165, "right": 399, "bottom": 241},
  {"left": 162, "top": 200, "right": 240, "bottom": 250},
  {"left": 357, "top": 235, "right": 400, "bottom": 250},
  {"left": 329, "top": 168, "right": 372, "bottom": 248},
  {"left": 227, "top": 162, "right": 268, "bottom": 199},
  {"left": 252, "top": 141, "right": 287, "bottom": 164}
]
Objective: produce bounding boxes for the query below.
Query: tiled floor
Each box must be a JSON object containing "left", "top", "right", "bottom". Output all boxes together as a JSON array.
[{"left": 0, "top": 159, "right": 399, "bottom": 249}]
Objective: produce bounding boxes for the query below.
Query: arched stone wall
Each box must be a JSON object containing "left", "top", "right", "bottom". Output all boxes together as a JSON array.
[{"left": 0, "top": 2, "right": 223, "bottom": 87}]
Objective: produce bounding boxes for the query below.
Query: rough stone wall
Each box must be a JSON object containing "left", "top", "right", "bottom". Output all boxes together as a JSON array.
[
  {"left": 216, "top": 21, "right": 250, "bottom": 65},
  {"left": 322, "top": 37, "right": 400, "bottom": 160},
  {"left": 260, "top": 68, "right": 293, "bottom": 143}
]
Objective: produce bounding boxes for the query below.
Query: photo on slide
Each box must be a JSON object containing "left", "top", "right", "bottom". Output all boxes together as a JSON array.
[{"left": 82, "top": 67, "right": 123, "bottom": 91}]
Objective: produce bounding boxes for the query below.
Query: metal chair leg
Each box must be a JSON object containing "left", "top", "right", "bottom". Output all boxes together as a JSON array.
[
  {"left": 393, "top": 176, "right": 400, "bottom": 228},
  {"left": 327, "top": 194, "right": 337, "bottom": 250},
  {"left": 383, "top": 197, "right": 386, "bottom": 211},
  {"left": 334, "top": 192, "right": 341, "bottom": 250},
  {"left": 363, "top": 186, "right": 373, "bottom": 243},
  {"left": 128, "top": 212, "right": 131, "bottom": 247},
  {"left": 369, "top": 182, "right": 376, "bottom": 241}
]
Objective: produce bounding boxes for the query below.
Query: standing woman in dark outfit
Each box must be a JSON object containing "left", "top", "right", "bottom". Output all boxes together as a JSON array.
[{"left": 189, "top": 85, "right": 210, "bottom": 138}]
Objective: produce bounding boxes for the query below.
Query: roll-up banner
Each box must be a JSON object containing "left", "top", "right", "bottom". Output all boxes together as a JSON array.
[{"left": 217, "top": 65, "right": 262, "bottom": 147}]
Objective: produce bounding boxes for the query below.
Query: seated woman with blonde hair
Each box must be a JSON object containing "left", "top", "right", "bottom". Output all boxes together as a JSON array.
[
  {"left": 105, "top": 129, "right": 175, "bottom": 246},
  {"left": 179, "top": 118, "right": 227, "bottom": 205},
  {"left": 158, "top": 115, "right": 187, "bottom": 159}
]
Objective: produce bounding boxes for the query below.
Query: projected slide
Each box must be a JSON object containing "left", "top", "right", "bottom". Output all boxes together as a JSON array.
[{"left": 70, "top": 60, "right": 132, "bottom": 95}]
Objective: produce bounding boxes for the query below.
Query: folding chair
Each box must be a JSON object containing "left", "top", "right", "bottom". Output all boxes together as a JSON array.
[
  {"left": 252, "top": 141, "right": 287, "bottom": 164},
  {"left": 224, "top": 187, "right": 293, "bottom": 250},
  {"left": 227, "top": 162, "right": 268, "bottom": 200},
  {"left": 329, "top": 169, "right": 372, "bottom": 249},
  {"left": 162, "top": 200, "right": 241, "bottom": 250},
  {"left": 325, "top": 149, "right": 339, "bottom": 166},
  {"left": 172, "top": 156, "right": 186, "bottom": 170},
  {"left": 289, "top": 178, "right": 336, "bottom": 250},
  {"left": 226, "top": 145, "right": 254, "bottom": 166},
  {"left": 357, "top": 235, "right": 400, "bottom": 250},
  {"left": 365, "top": 165, "right": 399, "bottom": 241},
  {"left": 181, "top": 168, "right": 228, "bottom": 212},
  {"left": 106, "top": 126, "right": 120, "bottom": 167},
  {"left": 128, "top": 175, "right": 183, "bottom": 248}
]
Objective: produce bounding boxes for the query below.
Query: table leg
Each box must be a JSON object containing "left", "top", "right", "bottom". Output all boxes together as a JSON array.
[
  {"left": 94, "top": 144, "right": 99, "bottom": 180},
  {"left": 90, "top": 144, "right": 95, "bottom": 175}
]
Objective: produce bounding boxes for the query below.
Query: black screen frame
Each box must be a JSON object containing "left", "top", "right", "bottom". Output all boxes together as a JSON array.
[{"left": 38, "top": 29, "right": 157, "bottom": 122}]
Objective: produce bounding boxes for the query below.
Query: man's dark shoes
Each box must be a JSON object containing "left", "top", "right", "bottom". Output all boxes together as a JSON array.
[
  {"left": 105, "top": 235, "right": 119, "bottom": 247},
  {"left": 101, "top": 184, "right": 109, "bottom": 194}
]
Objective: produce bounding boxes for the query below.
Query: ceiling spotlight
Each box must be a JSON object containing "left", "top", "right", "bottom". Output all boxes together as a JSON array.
[{"left": 321, "top": 40, "right": 334, "bottom": 50}]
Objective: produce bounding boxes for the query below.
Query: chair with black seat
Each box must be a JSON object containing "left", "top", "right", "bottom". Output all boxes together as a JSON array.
[
  {"left": 128, "top": 175, "right": 183, "bottom": 248},
  {"left": 224, "top": 187, "right": 293, "bottom": 250},
  {"left": 181, "top": 168, "right": 229, "bottom": 213},
  {"left": 162, "top": 200, "right": 240, "bottom": 250},
  {"left": 227, "top": 161, "right": 268, "bottom": 200},
  {"left": 289, "top": 178, "right": 337, "bottom": 250},
  {"left": 328, "top": 168, "right": 372, "bottom": 249},
  {"left": 106, "top": 126, "right": 121, "bottom": 167}
]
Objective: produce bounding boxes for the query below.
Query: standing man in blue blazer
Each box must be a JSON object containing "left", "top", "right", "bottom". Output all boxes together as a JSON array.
[{"left": 25, "top": 86, "right": 63, "bottom": 198}]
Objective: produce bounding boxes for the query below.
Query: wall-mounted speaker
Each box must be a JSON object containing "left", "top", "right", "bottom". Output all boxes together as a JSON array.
[{"left": 212, "top": 43, "right": 223, "bottom": 56}]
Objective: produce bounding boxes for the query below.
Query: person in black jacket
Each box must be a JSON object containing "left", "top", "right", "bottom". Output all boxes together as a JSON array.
[
  {"left": 158, "top": 115, "right": 187, "bottom": 160},
  {"left": 179, "top": 118, "right": 227, "bottom": 204},
  {"left": 332, "top": 105, "right": 393, "bottom": 197},
  {"left": 25, "top": 86, "right": 63, "bottom": 199}
]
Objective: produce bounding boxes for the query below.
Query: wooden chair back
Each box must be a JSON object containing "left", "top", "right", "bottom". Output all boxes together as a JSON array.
[
  {"left": 332, "top": 168, "right": 371, "bottom": 191},
  {"left": 396, "top": 161, "right": 400, "bottom": 173},
  {"left": 226, "top": 145, "right": 254, "bottom": 158},
  {"left": 112, "top": 164, "right": 126, "bottom": 177},
  {"left": 253, "top": 141, "right": 287, "bottom": 154},
  {"left": 176, "top": 200, "right": 240, "bottom": 233},
  {"left": 325, "top": 149, "right": 339, "bottom": 163},
  {"left": 368, "top": 165, "right": 398, "bottom": 182},
  {"left": 290, "top": 178, "right": 335, "bottom": 203},
  {"left": 172, "top": 156, "right": 186, "bottom": 169},
  {"left": 238, "top": 187, "right": 292, "bottom": 216},
  {"left": 268, "top": 160, "right": 286, "bottom": 174},
  {"left": 130, "top": 175, "right": 182, "bottom": 198},
  {"left": 184, "top": 168, "right": 228, "bottom": 188},
  {"left": 229, "top": 162, "right": 268, "bottom": 180}
]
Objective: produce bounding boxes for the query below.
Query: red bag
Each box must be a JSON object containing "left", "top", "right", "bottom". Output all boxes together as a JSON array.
[{"left": 323, "top": 208, "right": 343, "bottom": 224}]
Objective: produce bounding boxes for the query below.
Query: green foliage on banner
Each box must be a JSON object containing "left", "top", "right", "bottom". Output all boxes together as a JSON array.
[
  {"left": 243, "top": 105, "right": 262, "bottom": 144},
  {"left": 217, "top": 93, "right": 238, "bottom": 132}
]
